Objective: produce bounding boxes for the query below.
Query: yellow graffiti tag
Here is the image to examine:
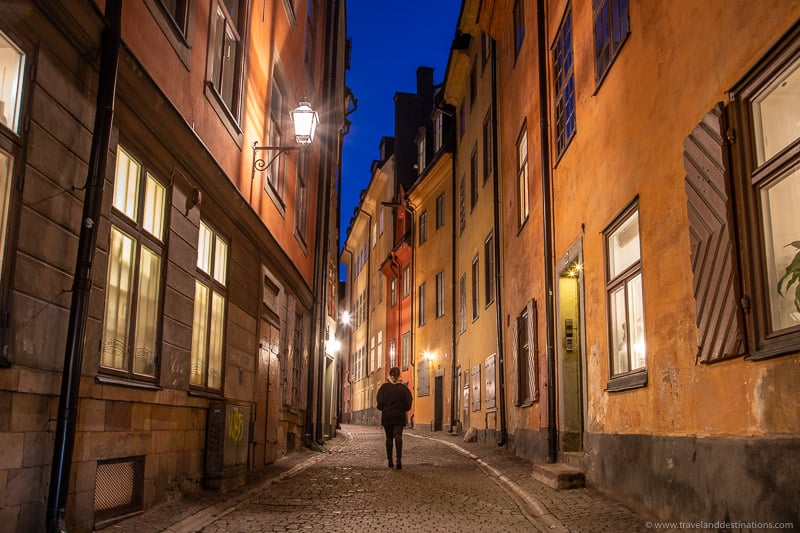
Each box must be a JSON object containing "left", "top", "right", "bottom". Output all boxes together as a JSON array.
[{"left": 227, "top": 408, "right": 244, "bottom": 442}]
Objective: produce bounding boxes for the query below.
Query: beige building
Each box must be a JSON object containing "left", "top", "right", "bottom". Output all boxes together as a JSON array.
[
  {"left": 408, "top": 105, "right": 455, "bottom": 431},
  {"left": 442, "top": 4, "right": 504, "bottom": 440},
  {"left": 342, "top": 140, "right": 396, "bottom": 424}
]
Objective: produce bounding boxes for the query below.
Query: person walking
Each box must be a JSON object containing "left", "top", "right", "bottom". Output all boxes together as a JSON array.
[{"left": 376, "top": 367, "right": 413, "bottom": 469}]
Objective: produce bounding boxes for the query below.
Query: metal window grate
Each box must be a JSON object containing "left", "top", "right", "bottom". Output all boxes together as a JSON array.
[{"left": 94, "top": 456, "right": 144, "bottom": 525}]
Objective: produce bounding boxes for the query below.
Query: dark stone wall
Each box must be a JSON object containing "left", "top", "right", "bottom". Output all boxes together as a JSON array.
[{"left": 587, "top": 433, "right": 800, "bottom": 525}]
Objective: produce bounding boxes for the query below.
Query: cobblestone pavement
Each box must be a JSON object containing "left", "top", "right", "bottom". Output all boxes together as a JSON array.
[{"left": 108, "top": 424, "right": 653, "bottom": 533}]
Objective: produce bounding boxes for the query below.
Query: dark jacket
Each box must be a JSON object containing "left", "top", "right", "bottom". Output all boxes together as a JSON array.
[{"left": 376, "top": 380, "right": 412, "bottom": 426}]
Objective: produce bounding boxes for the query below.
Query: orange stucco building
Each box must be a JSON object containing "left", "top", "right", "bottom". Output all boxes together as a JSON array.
[{"left": 0, "top": 1, "right": 347, "bottom": 530}]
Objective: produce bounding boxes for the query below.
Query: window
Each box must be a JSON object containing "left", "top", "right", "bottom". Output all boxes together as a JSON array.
[
  {"left": 433, "top": 111, "right": 443, "bottom": 153},
  {"left": 483, "top": 111, "right": 493, "bottom": 184},
  {"left": 513, "top": 300, "right": 538, "bottom": 405},
  {"left": 418, "top": 282, "right": 426, "bottom": 326},
  {"left": 593, "top": 0, "right": 630, "bottom": 84},
  {"left": 401, "top": 331, "right": 410, "bottom": 370},
  {"left": 605, "top": 205, "right": 646, "bottom": 390},
  {"left": 469, "top": 61, "right": 477, "bottom": 108},
  {"left": 191, "top": 221, "right": 229, "bottom": 390},
  {"left": 378, "top": 272, "right": 384, "bottom": 304},
  {"left": 471, "top": 256, "right": 479, "bottom": 321},
  {"left": 208, "top": 0, "right": 246, "bottom": 120},
  {"left": 485, "top": 233, "right": 495, "bottom": 305},
  {"left": 481, "top": 31, "right": 491, "bottom": 67},
  {"left": 459, "top": 273, "right": 467, "bottom": 334},
  {"left": 0, "top": 149, "right": 15, "bottom": 293},
  {"left": 370, "top": 336, "right": 375, "bottom": 374},
  {"left": 379, "top": 209, "right": 384, "bottom": 235},
  {"left": 435, "top": 271, "right": 445, "bottom": 318},
  {"left": 402, "top": 265, "right": 410, "bottom": 298},
  {"left": 377, "top": 330, "right": 383, "bottom": 369},
  {"left": 389, "top": 339, "right": 397, "bottom": 368},
  {"left": 517, "top": 126, "right": 530, "bottom": 227},
  {"left": 459, "top": 175, "right": 466, "bottom": 235},
  {"left": 0, "top": 30, "right": 26, "bottom": 134},
  {"left": 391, "top": 277, "right": 397, "bottom": 307},
  {"left": 416, "top": 132, "right": 426, "bottom": 175},
  {"left": 470, "top": 144, "right": 479, "bottom": 210},
  {"left": 354, "top": 345, "right": 364, "bottom": 381},
  {"left": 294, "top": 151, "right": 308, "bottom": 245},
  {"left": 267, "top": 78, "right": 286, "bottom": 203},
  {"left": 459, "top": 102, "right": 466, "bottom": 138},
  {"left": 0, "top": 31, "right": 25, "bottom": 333},
  {"left": 727, "top": 30, "right": 800, "bottom": 359},
  {"left": 513, "top": 0, "right": 525, "bottom": 57},
  {"left": 554, "top": 5, "right": 577, "bottom": 158},
  {"left": 419, "top": 210, "right": 427, "bottom": 245},
  {"left": 304, "top": 0, "right": 315, "bottom": 78},
  {"left": 471, "top": 364, "right": 481, "bottom": 411},
  {"left": 436, "top": 193, "right": 445, "bottom": 229},
  {"left": 101, "top": 147, "right": 167, "bottom": 380}
]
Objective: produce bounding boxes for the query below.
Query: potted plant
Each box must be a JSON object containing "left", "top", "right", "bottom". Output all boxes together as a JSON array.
[{"left": 778, "top": 240, "right": 800, "bottom": 313}]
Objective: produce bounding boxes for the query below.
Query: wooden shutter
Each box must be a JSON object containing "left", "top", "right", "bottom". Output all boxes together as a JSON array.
[
  {"left": 511, "top": 318, "right": 519, "bottom": 405},
  {"left": 683, "top": 103, "right": 746, "bottom": 363},
  {"left": 527, "top": 299, "right": 539, "bottom": 401}
]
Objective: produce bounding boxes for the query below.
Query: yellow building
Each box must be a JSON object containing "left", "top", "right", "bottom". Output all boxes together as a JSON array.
[
  {"left": 408, "top": 106, "right": 455, "bottom": 430},
  {"left": 443, "top": 3, "right": 504, "bottom": 441},
  {"left": 342, "top": 140, "right": 396, "bottom": 424},
  {"left": 481, "top": 0, "right": 800, "bottom": 522}
]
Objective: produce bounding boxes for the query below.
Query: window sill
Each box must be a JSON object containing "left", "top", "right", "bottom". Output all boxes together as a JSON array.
[
  {"left": 188, "top": 388, "right": 225, "bottom": 401},
  {"left": 606, "top": 369, "right": 647, "bottom": 392},
  {"left": 96, "top": 374, "right": 161, "bottom": 391}
]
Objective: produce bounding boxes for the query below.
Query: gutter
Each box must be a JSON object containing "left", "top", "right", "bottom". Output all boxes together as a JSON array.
[
  {"left": 489, "top": 35, "right": 507, "bottom": 447},
  {"left": 536, "top": 0, "right": 558, "bottom": 463},
  {"left": 46, "top": 1, "right": 122, "bottom": 530}
]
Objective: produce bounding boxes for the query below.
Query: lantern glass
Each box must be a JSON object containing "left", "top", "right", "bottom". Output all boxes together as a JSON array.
[{"left": 290, "top": 102, "right": 318, "bottom": 145}]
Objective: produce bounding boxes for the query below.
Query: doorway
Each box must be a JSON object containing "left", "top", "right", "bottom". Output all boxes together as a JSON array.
[
  {"left": 253, "top": 314, "right": 280, "bottom": 468},
  {"left": 434, "top": 374, "right": 443, "bottom": 431},
  {"left": 555, "top": 241, "right": 586, "bottom": 453}
]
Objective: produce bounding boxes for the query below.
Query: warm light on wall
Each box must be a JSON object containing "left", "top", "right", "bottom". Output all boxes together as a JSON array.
[{"left": 252, "top": 100, "right": 319, "bottom": 175}]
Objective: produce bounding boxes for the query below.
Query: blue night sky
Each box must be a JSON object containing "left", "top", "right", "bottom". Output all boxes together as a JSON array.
[{"left": 340, "top": 0, "right": 461, "bottom": 258}]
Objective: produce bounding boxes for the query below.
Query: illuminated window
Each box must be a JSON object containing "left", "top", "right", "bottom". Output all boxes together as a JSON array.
[
  {"left": 517, "top": 126, "right": 529, "bottom": 227},
  {"left": 728, "top": 32, "right": 800, "bottom": 358},
  {"left": 101, "top": 147, "right": 167, "bottom": 379},
  {"left": 0, "top": 31, "right": 25, "bottom": 134},
  {"left": 605, "top": 205, "right": 646, "bottom": 389},
  {"left": 191, "top": 221, "right": 228, "bottom": 390}
]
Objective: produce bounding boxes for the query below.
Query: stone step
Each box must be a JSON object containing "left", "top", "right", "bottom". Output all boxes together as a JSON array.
[
  {"left": 559, "top": 451, "right": 588, "bottom": 470},
  {"left": 532, "top": 463, "right": 586, "bottom": 490}
]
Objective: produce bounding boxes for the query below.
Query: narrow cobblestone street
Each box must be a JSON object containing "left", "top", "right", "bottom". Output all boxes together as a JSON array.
[{"left": 111, "top": 424, "right": 652, "bottom": 532}]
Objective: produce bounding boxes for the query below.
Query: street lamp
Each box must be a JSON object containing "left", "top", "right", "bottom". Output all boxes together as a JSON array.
[{"left": 252, "top": 100, "right": 319, "bottom": 175}]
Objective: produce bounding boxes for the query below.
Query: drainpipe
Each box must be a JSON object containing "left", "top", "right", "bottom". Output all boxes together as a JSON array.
[
  {"left": 46, "top": 1, "right": 122, "bottom": 531},
  {"left": 449, "top": 139, "right": 458, "bottom": 432},
  {"left": 536, "top": 0, "right": 558, "bottom": 463},
  {"left": 488, "top": 37, "right": 507, "bottom": 447}
]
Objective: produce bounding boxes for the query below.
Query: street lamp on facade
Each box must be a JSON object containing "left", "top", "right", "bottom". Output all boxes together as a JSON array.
[{"left": 252, "top": 100, "right": 319, "bottom": 175}]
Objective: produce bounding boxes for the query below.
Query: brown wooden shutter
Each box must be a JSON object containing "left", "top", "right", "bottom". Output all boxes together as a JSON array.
[
  {"left": 527, "top": 299, "right": 539, "bottom": 401},
  {"left": 683, "top": 103, "right": 746, "bottom": 363},
  {"left": 511, "top": 318, "right": 519, "bottom": 405}
]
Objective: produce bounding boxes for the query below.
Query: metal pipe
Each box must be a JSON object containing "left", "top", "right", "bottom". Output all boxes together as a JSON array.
[
  {"left": 46, "top": 1, "right": 122, "bottom": 530},
  {"left": 536, "top": 0, "right": 558, "bottom": 463},
  {"left": 489, "top": 34, "right": 508, "bottom": 448}
]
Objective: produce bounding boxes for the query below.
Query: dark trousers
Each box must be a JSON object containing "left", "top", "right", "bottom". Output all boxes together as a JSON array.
[{"left": 383, "top": 424, "right": 404, "bottom": 460}]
